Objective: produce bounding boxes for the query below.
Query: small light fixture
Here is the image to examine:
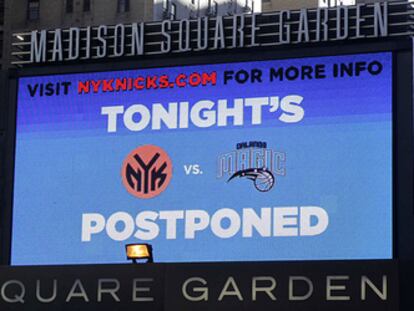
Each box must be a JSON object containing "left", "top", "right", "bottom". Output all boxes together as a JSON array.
[
  {"left": 16, "top": 35, "right": 25, "bottom": 41},
  {"left": 126, "top": 243, "right": 153, "bottom": 263}
]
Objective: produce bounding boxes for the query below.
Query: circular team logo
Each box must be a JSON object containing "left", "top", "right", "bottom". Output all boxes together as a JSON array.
[{"left": 121, "top": 145, "right": 172, "bottom": 199}]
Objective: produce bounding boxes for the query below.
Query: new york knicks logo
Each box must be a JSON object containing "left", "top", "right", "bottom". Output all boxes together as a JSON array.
[
  {"left": 217, "top": 141, "right": 286, "bottom": 192},
  {"left": 121, "top": 145, "right": 172, "bottom": 199}
]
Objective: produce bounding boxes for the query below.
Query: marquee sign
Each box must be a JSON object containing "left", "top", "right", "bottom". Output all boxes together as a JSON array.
[
  {"left": 0, "top": 260, "right": 399, "bottom": 311},
  {"left": 10, "top": 1, "right": 414, "bottom": 66},
  {"left": 12, "top": 52, "right": 392, "bottom": 265}
]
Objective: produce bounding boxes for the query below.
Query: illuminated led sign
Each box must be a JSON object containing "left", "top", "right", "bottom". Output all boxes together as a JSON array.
[{"left": 12, "top": 53, "right": 392, "bottom": 264}]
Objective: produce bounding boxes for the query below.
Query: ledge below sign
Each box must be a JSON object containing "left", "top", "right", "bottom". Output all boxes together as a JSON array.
[{"left": 0, "top": 260, "right": 402, "bottom": 311}]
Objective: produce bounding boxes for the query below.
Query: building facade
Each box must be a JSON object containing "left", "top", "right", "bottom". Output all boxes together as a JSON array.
[
  {"left": 1, "top": 0, "right": 154, "bottom": 69},
  {"left": 9, "top": 0, "right": 153, "bottom": 30},
  {"left": 153, "top": 0, "right": 262, "bottom": 20},
  {"left": 0, "top": 0, "right": 406, "bottom": 69},
  {"left": 1, "top": 0, "right": 265, "bottom": 69},
  {"left": 262, "top": 0, "right": 382, "bottom": 11}
]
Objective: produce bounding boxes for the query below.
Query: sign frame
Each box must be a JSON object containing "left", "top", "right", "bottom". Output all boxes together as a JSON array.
[{"left": 1, "top": 38, "right": 413, "bottom": 265}]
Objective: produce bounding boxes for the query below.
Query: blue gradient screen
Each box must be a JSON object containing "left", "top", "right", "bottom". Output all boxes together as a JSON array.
[{"left": 12, "top": 53, "right": 393, "bottom": 265}]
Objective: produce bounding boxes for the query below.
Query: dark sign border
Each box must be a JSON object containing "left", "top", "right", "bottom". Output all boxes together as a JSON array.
[{"left": 1, "top": 39, "right": 413, "bottom": 265}]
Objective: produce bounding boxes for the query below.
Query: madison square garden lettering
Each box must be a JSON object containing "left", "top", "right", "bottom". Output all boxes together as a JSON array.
[{"left": 11, "top": 1, "right": 404, "bottom": 66}]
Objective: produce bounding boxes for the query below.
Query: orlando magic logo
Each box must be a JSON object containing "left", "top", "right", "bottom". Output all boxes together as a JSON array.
[
  {"left": 217, "top": 141, "right": 286, "bottom": 192},
  {"left": 228, "top": 168, "right": 276, "bottom": 192}
]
